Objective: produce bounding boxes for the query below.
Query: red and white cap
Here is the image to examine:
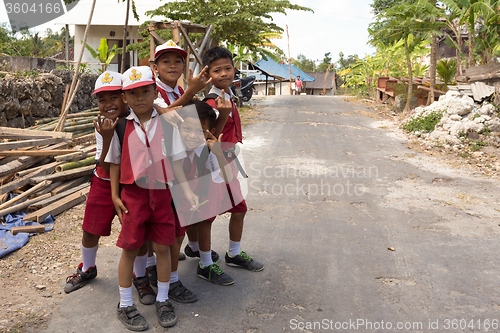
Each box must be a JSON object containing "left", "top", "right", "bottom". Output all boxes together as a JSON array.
[
  {"left": 121, "top": 66, "right": 156, "bottom": 90},
  {"left": 92, "top": 70, "right": 122, "bottom": 95},
  {"left": 154, "top": 40, "right": 187, "bottom": 61}
]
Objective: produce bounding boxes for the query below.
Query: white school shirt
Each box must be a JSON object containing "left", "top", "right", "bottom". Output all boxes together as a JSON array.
[
  {"left": 154, "top": 79, "right": 183, "bottom": 108},
  {"left": 104, "top": 107, "right": 187, "bottom": 164},
  {"left": 173, "top": 144, "right": 224, "bottom": 183}
]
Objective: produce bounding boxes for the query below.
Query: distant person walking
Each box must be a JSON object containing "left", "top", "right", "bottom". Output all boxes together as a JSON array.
[{"left": 295, "top": 76, "right": 303, "bottom": 95}]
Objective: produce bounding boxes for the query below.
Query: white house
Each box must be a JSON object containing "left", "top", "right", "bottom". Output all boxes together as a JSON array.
[{"left": 54, "top": 0, "right": 166, "bottom": 72}]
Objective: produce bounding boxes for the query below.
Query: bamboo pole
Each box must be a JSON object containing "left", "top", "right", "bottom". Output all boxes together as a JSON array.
[
  {"left": 55, "top": 156, "right": 96, "bottom": 173},
  {"left": 121, "top": 0, "right": 130, "bottom": 73},
  {"left": 0, "top": 193, "right": 51, "bottom": 218},
  {"left": 0, "top": 180, "right": 50, "bottom": 211},
  {"left": 55, "top": 0, "right": 97, "bottom": 132}
]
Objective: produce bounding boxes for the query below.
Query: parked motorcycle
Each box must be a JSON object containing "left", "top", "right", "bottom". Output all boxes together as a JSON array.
[{"left": 230, "top": 71, "right": 256, "bottom": 106}]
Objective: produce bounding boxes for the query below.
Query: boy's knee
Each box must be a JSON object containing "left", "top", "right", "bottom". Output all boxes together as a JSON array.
[
  {"left": 152, "top": 243, "right": 171, "bottom": 256},
  {"left": 82, "top": 231, "right": 100, "bottom": 247}
]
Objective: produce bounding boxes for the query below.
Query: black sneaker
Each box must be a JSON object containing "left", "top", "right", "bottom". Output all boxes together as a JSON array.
[
  {"left": 179, "top": 252, "right": 186, "bottom": 261},
  {"left": 225, "top": 251, "right": 264, "bottom": 272},
  {"left": 197, "top": 262, "right": 234, "bottom": 286},
  {"left": 184, "top": 244, "right": 220, "bottom": 262},
  {"left": 117, "top": 303, "right": 148, "bottom": 331},
  {"left": 168, "top": 280, "right": 198, "bottom": 303},
  {"left": 64, "top": 262, "right": 97, "bottom": 294},
  {"left": 155, "top": 300, "right": 177, "bottom": 328},
  {"left": 146, "top": 265, "right": 157, "bottom": 287},
  {"left": 133, "top": 275, "right": 156, "bottom": 305}
]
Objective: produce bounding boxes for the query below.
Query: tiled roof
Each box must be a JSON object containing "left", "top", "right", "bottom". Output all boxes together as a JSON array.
[{"left": 48, "top": 47, "right": 74, "bottom": 61}]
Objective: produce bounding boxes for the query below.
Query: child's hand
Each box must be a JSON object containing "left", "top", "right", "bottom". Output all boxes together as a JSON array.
[
  {"left": 187, "top": 66, "right": 212, "bottom": 94},
  {"left": 216, "top": 89, "right": 232, "bottom": 116},
  {"left": 112, "top": 197, "right": 128, "bottom": 224},
  {"left": 94, "top": 115, "right": 118, "bottom": 141},
  {"left": 160, "top": 108, "right": 184, "bottom": 128},
  {"left": 183, "top": 188, "right": 199, "bottom": 211},
  {"left": 206, "top": 130, "right": 224, "bottom": 157}
]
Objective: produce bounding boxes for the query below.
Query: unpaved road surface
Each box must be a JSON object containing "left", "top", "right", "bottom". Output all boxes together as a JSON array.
[{"left": 3, "top": 95, "right": 500, "bottom": 333}]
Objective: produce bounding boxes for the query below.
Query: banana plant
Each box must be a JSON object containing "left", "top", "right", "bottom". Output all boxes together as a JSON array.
[{"left": 85, "top": 38, "right": 117, "bottom": 72}]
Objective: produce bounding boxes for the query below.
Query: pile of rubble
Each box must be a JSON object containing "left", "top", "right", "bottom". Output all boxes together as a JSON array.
[{"left": 405, "top": 90, "right": 500, "bottom": 148}]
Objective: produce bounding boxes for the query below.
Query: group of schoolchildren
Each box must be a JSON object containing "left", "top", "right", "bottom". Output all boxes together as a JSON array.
[{"left": 63, "top": 41, "right": 263, "bottom": 331}]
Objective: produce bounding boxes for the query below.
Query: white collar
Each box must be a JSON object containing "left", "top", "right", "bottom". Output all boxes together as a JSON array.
[
  {"left": 125, "top": 107, "right": 159, "bottom": 123},
  {"left": 209, "top": 85, "right": 234, "bottom": 100},
  {"left": 156, "top": 79, "right": 181, "bottom": 95},
  {"left": 186, "top": 143, "right": 206, "bottom": 158}
]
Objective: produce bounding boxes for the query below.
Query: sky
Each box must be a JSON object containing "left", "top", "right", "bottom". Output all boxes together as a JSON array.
[{"left": 0, "top": 0, "right": 376, "bottom": 64}]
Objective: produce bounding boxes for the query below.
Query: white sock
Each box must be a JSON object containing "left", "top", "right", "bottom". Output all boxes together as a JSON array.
[
  {"left": 228, "top": 240, "right": 241, "bottom": 257},
  {"left": 82, "top": 244, "right": 98, "bottom": 272},
  {"left": 156, "top": 281, "right": 170, "bottom": 302},
  {"left": 146, "top": 254, "right": 156, "bottom": 268},
  {"left": 188, "top": 241, "right": 199, "bottom": 252},
  {"left": 200, "top": 250, "right": 213, "bottom": 268},
  {"left": 170, "top": 271, "right": 178, "bottom": 284},
  {"left": 133, "top": 254, "right": 148, "bottom": 278},
  {"left": 119, "top": 286, "right": 133, "bottom": 308}
]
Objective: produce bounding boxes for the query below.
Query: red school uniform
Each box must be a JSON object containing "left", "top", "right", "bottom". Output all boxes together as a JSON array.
[
  {"left": 107, "top": 111, "right": 176, "bottom": 250},
  {"left": 81, "top": 132, "right": 116, "bottom": 237}
]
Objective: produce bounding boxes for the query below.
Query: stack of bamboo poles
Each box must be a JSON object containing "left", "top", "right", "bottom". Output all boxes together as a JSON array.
[
  {"left": 0, "top": 125, "right": 98, "bottom": 225},
  {"left": 30, "top": 107, "right": 99, "bottom": 138}
]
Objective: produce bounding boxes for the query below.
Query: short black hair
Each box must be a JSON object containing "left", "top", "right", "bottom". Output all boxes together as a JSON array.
[
  {"left": 202, "top": 46, "right": 234, "bottom": 71},
  {"left": 179, "top": 100, "right": 217, "bottom": 129}
]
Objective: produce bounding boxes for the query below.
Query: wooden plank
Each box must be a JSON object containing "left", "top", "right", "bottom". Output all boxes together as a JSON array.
[
  {"left": 0, "top": 138, "right": 65, "bottom": 151},
  {"left": 0, "top": 193, "right": 51, "bottom": 217},
  {"left": 23, "top": 187, "right": 90, "bottom": 223},
  {"left": 37, "top": 181, "right": 62, "bottom": 195},
  {"left": 0, "top": 127, "right": 73, "bottom": 139},
  {"left": 72, "top": 133, "right": 96, "bottom": 146},
  {"left": 30, "top": 165, "right": 95, "bottom": 184},
  {"left": 11, "top": 225, "right": 46, "bottom": 235},
  {"left": 0, "top": 156, "right": 44, "bottom": 178},
  {"left": 0, "top": 135, "right": 53, "bottom": 140},
  {"left": 178, "top": 24, "right": 203, "bottom": 68},
  {"left": 29, "top": 182, "right": 90, "bottom": 210},
  {"left": 50, "top": 177, "right": 89, "bottom": 195},
  {"left": 149, "top": 30, "right": 166, "bottom": 44},
  {"left": 54, "top": 152, "right": 83, "bottom": 162},
  {"left": 0, "top": 161, "right": 61, "bottom": 195},
  {"left": 0, "top": 180, "right": 50, "bottom": 211},
  {"left": 0, "top": 149, "right": 78, "bottom": 157}
]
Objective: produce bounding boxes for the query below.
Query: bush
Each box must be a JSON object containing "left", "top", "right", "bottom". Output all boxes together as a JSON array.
[{"left": 401, "top": 111, "right": 443, "bottom": 133}]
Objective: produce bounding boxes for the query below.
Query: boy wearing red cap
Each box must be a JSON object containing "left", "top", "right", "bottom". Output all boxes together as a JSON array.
[
  {"left": 106, "top": 66, "right": 183, "bottom": 330},
  {"left": 64, "top": 71, "right": 127, "bottom": 293}
]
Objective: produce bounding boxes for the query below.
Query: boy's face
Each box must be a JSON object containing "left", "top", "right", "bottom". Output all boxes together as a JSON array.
[
  {"left": 121, "top": 84, "right": 158, "bottom": 115},
  {"left": 179, "top": 117, "right": 214, "bottom": 150},
  {"left": 206, "top": 58, "right": 236, "bottom": 91},
  {"left": 153, "top": 51, "right": 185, "bottom": 87},
  {"left": 96, "top": 90, "right": 126, "bottom": 120}
]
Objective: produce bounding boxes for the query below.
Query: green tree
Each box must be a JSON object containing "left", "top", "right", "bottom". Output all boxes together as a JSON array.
[
  {"left": 294, "top": 53, "right": 315, "bottom": 72},
  {"left": 370, "top": 0, "right": 402, "bottom": 15},
  {"left": 369, "top": 2, "right": 442, "bottom": 112},
  {"left": 146, "top": 0, "right": 312, "bottom": 58},
  {"left": 337, "top": 52, "right": 358, "bottom": 71},
  {"left": 317, "top": 52, "right": 332, "bottom": 72},
  {"left": 85, "top": 38, "right": 117, "bottom": 72}
]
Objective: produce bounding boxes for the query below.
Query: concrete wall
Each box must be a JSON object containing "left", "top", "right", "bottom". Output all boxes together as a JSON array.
[
  {"left": 0, "top": 69, "right": 98, "bottom": 128},
  {"left": 254, "top": 81, "right": 294, "bottom": 96},
  {"left": 75, "top": 24, "right": 140, "bottom": 72},
  {"left": 0, "top": 56, "right": 56, "bottom": 72}
]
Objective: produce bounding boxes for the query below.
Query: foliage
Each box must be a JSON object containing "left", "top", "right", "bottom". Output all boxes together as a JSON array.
[
  {"left": 413, "top": 62, "right": 429, "bottom": 77},
  {"left": 436, "top": 58, "right": 457, "bottom": 90},
  {"left": 371, "top": 0, "right": 402, "bottom": 15},
  {"left": 146, "top": 0, "right": 312, "bottom": 59},
  {"left": 294, "top": 53, "right": 315, "bottom": 72},
  {"left": 317, "top": 52, "right": 332, "bottom": 72},
  {"left": 85, "top": 38, "right": 117, "bottom": 72},
  {"left": 401, "top": 111, "right": 443, "bottom": 133},
  {"left": 470, "top": 140, "right": 487, "bottom": 151},
  {"left": 336, "top": 52, "right": 358, "bottom": 71}
]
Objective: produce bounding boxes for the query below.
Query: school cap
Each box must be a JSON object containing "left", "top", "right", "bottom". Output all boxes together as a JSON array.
[
  {"left": 92, "top": 70, "right": 122, "bottom": 95},
  {"left": 121, "top": 66, "right": 156, "bottom": 90},
  {"left": 154, "top": 40, "right": 187, "bottom": 61}
]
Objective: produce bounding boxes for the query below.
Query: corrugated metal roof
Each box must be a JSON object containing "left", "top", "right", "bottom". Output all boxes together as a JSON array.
[
  {"left": 252, "top": 59, "right": 315, "bottom": 82},
  {"left": 448, "top": 82, "right": 495, "bottom": 102}
]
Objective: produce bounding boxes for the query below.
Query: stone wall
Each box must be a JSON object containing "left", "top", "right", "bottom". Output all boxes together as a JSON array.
[{"left": 0, "top": 69, "right": 98, "bottom": 128}]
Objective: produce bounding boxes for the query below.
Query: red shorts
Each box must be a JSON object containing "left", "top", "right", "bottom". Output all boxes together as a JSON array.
[
  {"left": 172, "top": 202, "right": 186, "bottom": 237},
  {"left": 82, "top": 175, "right": 116, "bottom": 236},
  {"left": 117, "top": 184, "right": 175, "bottom": 250},
  {"left": 224, "top": 181, "right": 247, "bottom": 214}
]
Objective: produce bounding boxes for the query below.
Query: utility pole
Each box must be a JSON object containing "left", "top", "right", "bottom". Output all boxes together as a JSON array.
[{"left": 286, "top": 25, "right": 292, "bottom": 95}]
